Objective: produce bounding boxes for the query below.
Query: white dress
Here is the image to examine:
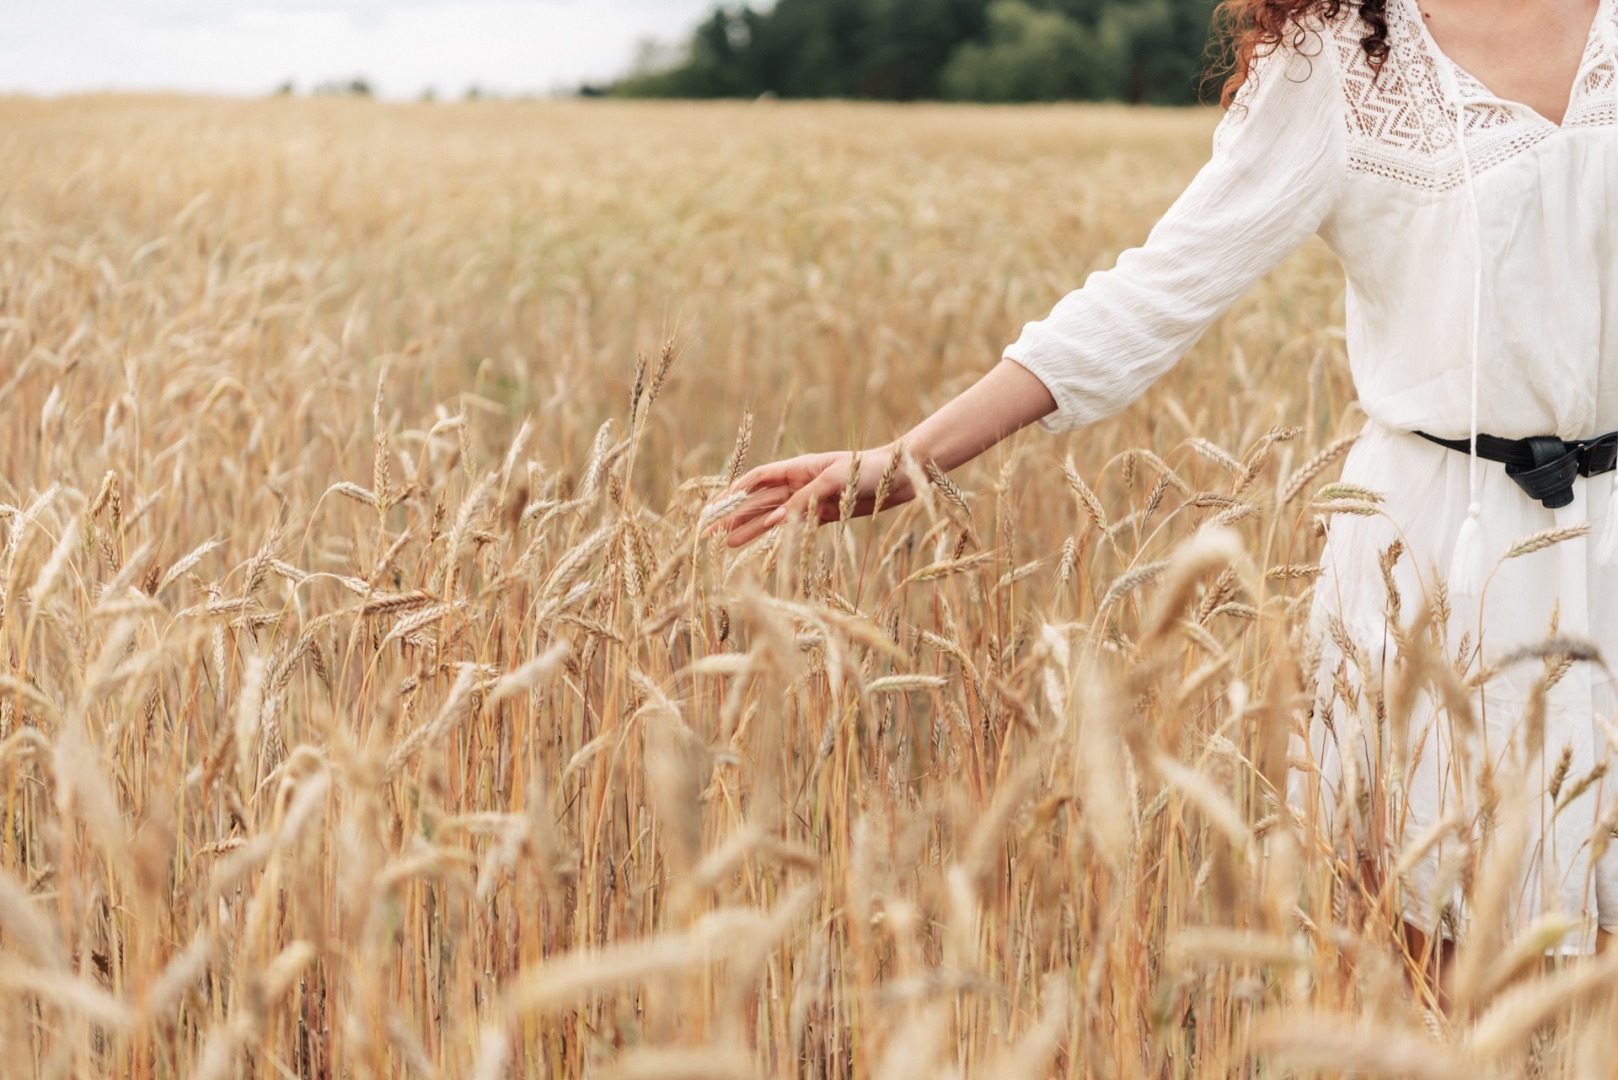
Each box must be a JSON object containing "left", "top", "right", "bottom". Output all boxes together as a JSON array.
[{"left": 1006, "top": 0, "right": 1618, "bottom": 952}]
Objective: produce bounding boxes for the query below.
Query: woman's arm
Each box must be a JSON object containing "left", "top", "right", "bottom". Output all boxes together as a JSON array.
[
  {"left": 720, "top": 359, "right": 1055, "bottom": 546},
  {"left": 1012, "top": 39, "right": 1348, "bottom": 433},
  {"left": 720, "top": 30, "right": 1347, "bottom": 546}
]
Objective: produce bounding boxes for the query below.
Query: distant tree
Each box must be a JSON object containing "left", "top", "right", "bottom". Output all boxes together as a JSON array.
[
  {"left": 614, "top": 1, "right": 991, "bottom": 99},
  {"left": 314, "top": 77, "right": 374, "bottom": 97},
  {"left": 607, "top": 0, "right": 1220, "bottom": 104},
  {"left": 942, "top": 0, "right": 1216, "bottom": 103},
  {"left": 940, "top": 2, "right": 1097, "bottom": 101},
  {"left": 1103, "top": 0, "right": 1222, "bottom": 104},
  {"left": 609, "top": 11, "right": 731, "bottom": 96}
]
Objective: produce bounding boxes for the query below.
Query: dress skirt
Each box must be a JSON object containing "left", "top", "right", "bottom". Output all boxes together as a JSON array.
[{"left": 1289, "top": 420, "right": 1618, "bottom": 954}]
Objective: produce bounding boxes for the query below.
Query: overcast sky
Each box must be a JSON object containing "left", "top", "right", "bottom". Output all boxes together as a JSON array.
[{"left": 0, "top": 0, "right": 722, "bottom": 99}]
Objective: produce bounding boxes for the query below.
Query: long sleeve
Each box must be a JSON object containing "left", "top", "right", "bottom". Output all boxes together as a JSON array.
[{"left": 1005, "top": 38, "right": 1348, "bottom": 433}]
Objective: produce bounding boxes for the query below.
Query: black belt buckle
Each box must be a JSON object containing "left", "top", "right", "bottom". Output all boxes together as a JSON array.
[
  {"left": 1579, "top": 433, "right": 1618, "bottom": 478},
  {"left": 1417, "top": 428, "right": 1618, "bottom": 510},
  {"left": 1504, "top": 436, "right": 1580, "bottom": 510}
]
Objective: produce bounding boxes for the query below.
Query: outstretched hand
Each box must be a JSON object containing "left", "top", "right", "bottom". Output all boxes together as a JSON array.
[
  {"left": 716, "top": 446, "right": 911, "bottom": 547},
  {"left": 711, "top": 358, "right": 1058, "bottom": 547}
]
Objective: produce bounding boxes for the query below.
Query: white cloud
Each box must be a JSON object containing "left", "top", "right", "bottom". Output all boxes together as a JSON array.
[{"left": 0, "top": 0, "right": 720, "bottom": 98}]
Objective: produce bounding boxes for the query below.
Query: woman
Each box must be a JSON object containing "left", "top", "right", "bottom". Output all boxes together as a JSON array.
[{"left": 721, "top": 0, "right": 1618, "bottom": 956}]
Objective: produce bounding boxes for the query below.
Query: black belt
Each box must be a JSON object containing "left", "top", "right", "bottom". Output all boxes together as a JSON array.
[{"left": 1415, "top": 431, "right": 1618, "bottom": 510}]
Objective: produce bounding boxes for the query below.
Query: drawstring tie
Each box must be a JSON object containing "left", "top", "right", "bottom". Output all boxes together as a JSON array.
[{"left": 1434, "top": 58, "right": 1487, "bottom": 595}]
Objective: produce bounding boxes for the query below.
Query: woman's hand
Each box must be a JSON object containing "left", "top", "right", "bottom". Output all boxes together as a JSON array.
[
  {"left": 716, "top": 359, "right": 1057, "bottom": 547},
  {"left": 718, "top": 447, "right": 911, "bottom": 547}
]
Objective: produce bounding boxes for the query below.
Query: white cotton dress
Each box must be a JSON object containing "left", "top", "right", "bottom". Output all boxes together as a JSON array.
[{"left": 1006, "top": 0, "right": 1618, "bottom": 952}]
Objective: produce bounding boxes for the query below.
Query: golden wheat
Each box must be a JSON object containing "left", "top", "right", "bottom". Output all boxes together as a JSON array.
[{"left": 0, "top": 94, "right": 1612, "bottom": 1078}]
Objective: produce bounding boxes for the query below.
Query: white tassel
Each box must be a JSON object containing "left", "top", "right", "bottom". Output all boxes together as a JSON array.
[
  {"left": 1450, "top": 502, "right": 1485, "bottom": 597},
  {"left": 1599, "top": 475, "right": 1618, "bottom": 568},
  {"left": 1439, "top": 69, "right": 1487, "bottom": 601}
]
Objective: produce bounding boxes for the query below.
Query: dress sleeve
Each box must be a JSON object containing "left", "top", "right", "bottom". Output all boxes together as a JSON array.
[{"left": 1004, "top": 37, "right": 1348, "bottom": 433}]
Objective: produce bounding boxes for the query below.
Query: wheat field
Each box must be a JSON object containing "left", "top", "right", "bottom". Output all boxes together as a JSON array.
[{"left": 0, "top": 94, "right": 1614, "bottom": 1078}]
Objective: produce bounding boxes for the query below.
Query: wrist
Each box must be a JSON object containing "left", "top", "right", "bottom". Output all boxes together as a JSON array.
[{"left": 896, "top": 420, "right": 946, "bottom": 467}]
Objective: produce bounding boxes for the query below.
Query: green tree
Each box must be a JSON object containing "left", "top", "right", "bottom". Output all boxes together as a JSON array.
[
  {"left": 611, "top": 0, "right": 1221, "bottom": 104},
  {"left": 940, "top": 2, "right": 1099, "bottom": 102}
]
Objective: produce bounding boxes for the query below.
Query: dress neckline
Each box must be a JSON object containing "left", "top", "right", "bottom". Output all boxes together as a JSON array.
[{"left": 1401, "top": 0, "right": 1610, "bottom": 132}]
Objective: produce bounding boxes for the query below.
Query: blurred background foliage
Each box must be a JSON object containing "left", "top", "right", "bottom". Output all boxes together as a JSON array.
[{"left": 605, "top": 0, "right": 1223, "bottom": 104}]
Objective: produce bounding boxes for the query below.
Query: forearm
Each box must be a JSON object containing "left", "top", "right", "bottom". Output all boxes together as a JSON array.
[{"left": 897, "top": 359, "right": 1057, "bottom": 472}]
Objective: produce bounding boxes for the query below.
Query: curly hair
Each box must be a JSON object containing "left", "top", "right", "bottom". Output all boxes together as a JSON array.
[{"left": 1215, "top": 0, "right": 1389, "bottom": 106}]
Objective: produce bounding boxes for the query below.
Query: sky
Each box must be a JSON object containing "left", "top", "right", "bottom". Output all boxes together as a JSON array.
[{"left": 0, "top": 0, "right": 722, "bottom": 99}]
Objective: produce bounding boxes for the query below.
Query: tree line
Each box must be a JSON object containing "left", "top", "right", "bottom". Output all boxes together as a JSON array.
[{"left": 602, "top": 0, "right": 1225, "bottom": 105}]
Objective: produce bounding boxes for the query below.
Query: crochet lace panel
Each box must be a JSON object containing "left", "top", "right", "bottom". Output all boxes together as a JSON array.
[
  {"left": 1335, "top": 2, "right": 1616, "bottom": 192},
  {"left": 1567, "top": 10, "right": 1618, "bottom": 129}
]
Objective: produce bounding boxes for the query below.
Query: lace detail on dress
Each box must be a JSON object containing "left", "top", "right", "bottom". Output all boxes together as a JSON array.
[
  {"left": 1567, "top": 10, "right": 1618, "bottom": 129},
  {"left": 1335, "top": 0, "right": 1615, "bottom": 191}
]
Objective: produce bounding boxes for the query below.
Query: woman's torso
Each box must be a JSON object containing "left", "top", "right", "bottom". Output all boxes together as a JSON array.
[{"left": 1319, "top": 0, "right": 1618, "bottom": 439}]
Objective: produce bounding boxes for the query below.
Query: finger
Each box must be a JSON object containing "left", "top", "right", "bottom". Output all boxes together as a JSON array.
[
  {"left": 725, "top": 509, "right": 784, "bottom": 547},
  {"left": 737, "top": 484, "right": 793, "bottom": 517},
  {"left": 730, "top": 467, "right": 842, "bottom": 546},
  {"left": 723, "top": 471, "right": 835, "bottom": 546},
  {"left": 708, "top": 486, "right": 791, "bottom": 537},
  {"left": 722, "top": 484, "right": 791, "bottom": 520},
  {"left": 725, "top": 489, "right": 807, "bottom": 546},
  {"left": 785, "top": 468, "right": 844, "bottom": 526},
  {"left": 729, "top": 462, "right": 784, "bottom": 494},
  {"left": 730, "top": 457, "right": 816, "bottom": 494}
]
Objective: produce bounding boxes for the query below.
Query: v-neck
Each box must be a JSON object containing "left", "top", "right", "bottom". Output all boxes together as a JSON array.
[{"left": 1403, "top": 0, "right": 1609, "bottom": 131}]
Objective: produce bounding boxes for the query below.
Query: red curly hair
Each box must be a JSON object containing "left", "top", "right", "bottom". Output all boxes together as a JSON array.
[{"left": 1215, "top": 0, "right": 1389, "bottom": 105}]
